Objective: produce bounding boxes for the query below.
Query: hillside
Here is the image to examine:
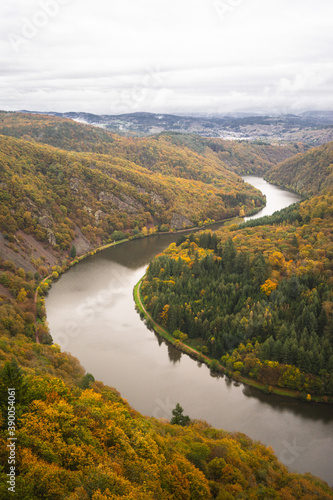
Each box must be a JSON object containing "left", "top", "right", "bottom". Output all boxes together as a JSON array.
[
  {"left": 155, "top": 133, "right": 307, "bottom": 175},
  {"left": 0, "top": 115, "right": 271, "bottom": 349},
  {"left": 0, "top": 132, "right": 266, "bottom": 346},
  {"left": 0, "top": 111, "right": 118, "bottom": 154},
  {"left": 0, "top": 112, "right": 307, "bottom": 177},
  {"left": 266, "top": 141, "right": 333, "bottom": 196},
  {"left": 0, "top": 132, "right": 265, "bottom": 256},
  {"left": 1, "top": 336, "right": 332, "bottom": 499}
]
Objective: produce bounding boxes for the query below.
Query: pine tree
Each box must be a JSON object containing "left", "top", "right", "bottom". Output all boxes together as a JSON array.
[
  {"left": 171, "top": 403, "right": 190, "bottom": 426},
  {"left": 70, "top": 244, "right": 77, "bottom": 259},
  {"left": 0, "top": 359, "right": 28, "bottom": 427}
]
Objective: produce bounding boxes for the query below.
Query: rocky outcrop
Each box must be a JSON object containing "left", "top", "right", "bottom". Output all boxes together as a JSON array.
[
  {"left": 70, "top": 177, "right": 81, "bottom": 193},
  {"left": 23, "top": 197, "right": 38, "bottom": 213},
  {"left": 38, "top": 214, "right": 54, "bottom": 229},
  {"left": 95, "top": 210, "right": 106, "bottom": 223},
  {"left": 72, "top": 225, "right": 92, "bottom": 255},
  {"left": 46, "top": 229, "right": 57, "bottom": 246},
  {"left": 0, "top": 230, "right": 58, "bottom": 272},
  {"left": 99, "top": 192, "right": 143, "bottom": 213},
  {"left": 170, "top": 213, "right": 193, "bottom": 230},
  {"left": 134, "top": 186, "right": 163, "bottom": 204},
  {"left": 150, "top": 191, "right": 164, "bottom": 204}
]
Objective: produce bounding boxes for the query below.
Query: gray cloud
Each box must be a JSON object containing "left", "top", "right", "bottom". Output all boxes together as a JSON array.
[{"left": 0, "top": 0, "right": 332, "bottom": 114}]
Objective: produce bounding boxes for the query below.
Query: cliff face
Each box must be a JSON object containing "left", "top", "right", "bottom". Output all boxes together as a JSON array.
[{"left": 170, "top": 213, "right": 193, "bottom": 229}]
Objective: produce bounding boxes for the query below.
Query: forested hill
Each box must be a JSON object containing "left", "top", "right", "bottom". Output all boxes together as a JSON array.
[
  {"left": 0, "top": 112, "right": 270, "bottom": 212},
  {"left": 0, "top": 132, "right": 264, "bottom": 261},
  {"left": 1, "top": 338, "right": 332, "bottom": 498},
  {"left": 266, "top": 141, "right": 333, "bottom": 196},
  {"left": 0, "top": 111, "right": 306, "bottom": 176},
  {"left": 19, "top": 109, "right": 333, "bottom": 145},
  {"left": 0, "top": 119, "right": 264, "bottom": 352},
  {"left": 155, "top": 133, "right": 307, "bottom": 175},
  {"left": 0, "top": 111, "right": 117, "bottom": 153}
]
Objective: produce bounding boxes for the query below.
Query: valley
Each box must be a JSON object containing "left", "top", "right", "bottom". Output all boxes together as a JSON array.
[{"left": 0, "top": 111, "right": 332, "bottom": 498}]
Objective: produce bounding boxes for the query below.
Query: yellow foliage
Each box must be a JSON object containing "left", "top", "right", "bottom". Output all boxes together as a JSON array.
[
  {"left": 160, "top": 304, "right": 170, "bottom": 326},
  {"left": 260, "top": 279, "right": 278, "bottom": 296},
  {"left": 16, "top": 288, "right": 28, "bottom": 302}
]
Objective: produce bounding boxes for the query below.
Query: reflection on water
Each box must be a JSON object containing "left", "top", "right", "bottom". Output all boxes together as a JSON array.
[
  {"left": 46, "top": 178, "right": 333, "bottom": 484},
  {"left": 167, "top": 344, "right": 182, "bottom": 364},
  {"left": 242, "top": 385, "right": 333, "bottom": 423}
]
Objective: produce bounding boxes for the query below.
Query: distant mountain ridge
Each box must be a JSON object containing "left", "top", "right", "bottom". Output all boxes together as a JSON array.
[{"left": 19, "top": 109, "right": 333, "bottom": 145}]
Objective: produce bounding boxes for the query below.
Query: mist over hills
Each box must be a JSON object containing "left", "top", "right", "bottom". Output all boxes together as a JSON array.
[{"left": 20, "top": 109, "right": 333, "bottom": 145}]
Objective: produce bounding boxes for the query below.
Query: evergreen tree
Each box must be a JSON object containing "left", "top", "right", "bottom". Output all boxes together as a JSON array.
[
  {"left": 0, "top": 359, "right": 28, "bottom": 427},
  {"left": 222, "top": 238, "right": 237, "bottom": 274},
  {"left": 79, "top": 373, "right": 95, "bottom": 389},
  {"left": 171, "top": 403, "right": 190, "bottom": 426},
  {"left": 70, "top": 244, "right": 77, "bottom": 259}
]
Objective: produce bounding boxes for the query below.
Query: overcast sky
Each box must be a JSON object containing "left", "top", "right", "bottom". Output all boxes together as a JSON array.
[{"left": 1, "top": 0, "right": 332, "bottom": 115}]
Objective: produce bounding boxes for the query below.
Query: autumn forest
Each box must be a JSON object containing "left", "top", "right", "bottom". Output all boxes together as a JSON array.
[{"left": 0, "top": 111, "right": 332, "bottom": 499}]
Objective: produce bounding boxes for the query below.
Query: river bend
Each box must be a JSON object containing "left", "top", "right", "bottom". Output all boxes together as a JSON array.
[{"left": 46, "top": 177, "right": 333, "bottom": 484}]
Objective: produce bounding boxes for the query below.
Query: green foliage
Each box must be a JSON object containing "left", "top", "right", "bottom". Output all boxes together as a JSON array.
[
  {"left": 0, "top": 359, "right": 29, "bottom": 424},
  {"left": 111, "top": 230, "right": 126, "bottom": 241},
  {"left": 79, "top": 372, "right": 95, "bottom": 389},
  {"left": 70, "top": 245, "right": 76, "bottom": 259},
  {"left": 170, "top": 403, "right": 191, "bottom": 426}
]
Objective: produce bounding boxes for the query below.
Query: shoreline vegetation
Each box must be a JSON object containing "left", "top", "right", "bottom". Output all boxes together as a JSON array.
[
  {"left": 35, "top": 200, "right": 267, "bottom": 341},
  {"left": 34, "top": 217, "right": 234, "bottom": 339},
  {"left": 35, "top": 209, "right": 258, "bottom": 321},
  {"left": 133, "top": 276, "right": 333, "bottom": 405}
]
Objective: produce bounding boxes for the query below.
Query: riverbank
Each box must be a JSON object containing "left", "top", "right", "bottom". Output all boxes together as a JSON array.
[
  {"left": 133, "top": 276, "right": 333, "bottom": 404},
  {"left": 35, "top": 212, "right": 253, "bottom": 321}
]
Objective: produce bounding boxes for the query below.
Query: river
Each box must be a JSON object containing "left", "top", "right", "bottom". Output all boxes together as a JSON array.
[{"left": 45, "top": 177, "right": 333, "bottom": 485}]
